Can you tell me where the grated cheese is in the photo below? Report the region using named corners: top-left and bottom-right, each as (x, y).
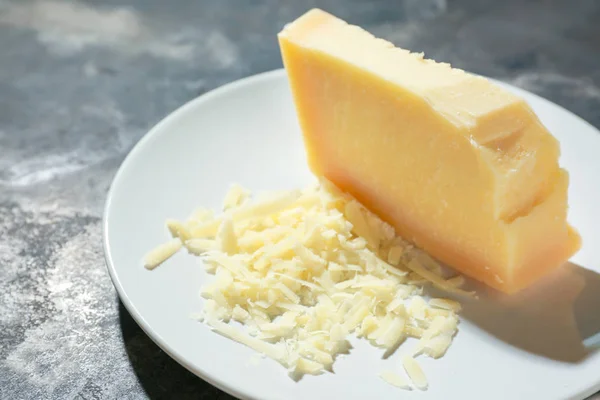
top-left (206, 317), bottom-right (287, 364)
top-left (166, 219), bottom-right (190, 241)
top-left (216, 218), bottom-right (238, 255)
top-left (145, 179), bottom-right (466, 388)
top-left (429, 298), bottom-right (462, 312)
top-left (379, 370), bottom-right (412, 390)
top-left (445, 275), bottom-right (466, 288)
top-left (406, 258), bottom-right (476, 297)
top-left (184, 239), bottom-right (216, 255)
top-left (223, 183), bottom-right (250, 210)
top-left (143, 238), bottom-right (182, 270)
top-left (403, 355), bottom-right (428, 390)
top-left (387, 245), bottom-right (404, 265)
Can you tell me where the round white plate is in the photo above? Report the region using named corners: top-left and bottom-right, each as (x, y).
top-left (104, 69), bottom-right (600, 400)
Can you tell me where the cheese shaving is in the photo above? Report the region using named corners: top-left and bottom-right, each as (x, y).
top-left (387, 245), bottom-right (404, 265)
top-left (166, 219), bottom-right (190, 241)
top-left (206, 318), bottom-right (287, 363)
top-left (406, 258), bottom-right (476, 297)
top-left (184, 239), bottom-right (216, 255)
top-left (429, 298), bottom-right (462, 312)
top-left (223, 183), bottom-right (250, 210)
top-left (145, 180), bottom-right (466, 387)
top-left (379, 370), bottom-right (411, 390)
top-left (143, 238), bottom-right (182, 270)
top-left (403, 355), bottom-right (428, 390)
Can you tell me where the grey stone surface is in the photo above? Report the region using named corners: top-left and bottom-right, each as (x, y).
top-left (0, 0), bottom-right (598, 399)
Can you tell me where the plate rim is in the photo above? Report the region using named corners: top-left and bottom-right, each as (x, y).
top-left (103, 68), bottom-right (600, 400)
top-left (103, 69), bottom-right (287, 400)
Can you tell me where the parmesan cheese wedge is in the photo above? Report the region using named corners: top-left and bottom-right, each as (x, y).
top-left (278, 8), bottom-right (580, 294)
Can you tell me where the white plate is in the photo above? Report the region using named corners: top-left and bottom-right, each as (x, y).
top-left (104, 69), bottom-right (600, 400)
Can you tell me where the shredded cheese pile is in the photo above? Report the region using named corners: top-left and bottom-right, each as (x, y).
top-left (145, 180), bottom-right (471, 389)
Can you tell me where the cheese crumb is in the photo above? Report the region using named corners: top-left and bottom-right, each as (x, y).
top-left (403, 355), bottom-right (428, 390)
top-left (145, 180), bottom-right (465, 387)
top-left (387, 245), bottom-right (404, 265)
top-left (143, 238), bottom-right (182, 270)
top-left (379, 370), bottom-right (411, 390)
top-left (429, 298), bottom-right (462, 312)
top-left (216, 218), bottom-right (238, 255)
top-left (222, 183), bottom-right (250, 210)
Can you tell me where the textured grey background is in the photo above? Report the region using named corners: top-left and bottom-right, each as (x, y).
top-left (1, 0), bottom-right (599, 399)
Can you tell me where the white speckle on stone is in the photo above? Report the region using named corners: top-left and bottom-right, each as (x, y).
top-left (0, 99), bottom-right (132, 188)
top-left (404, 0), bottom-right (447, 20)
top-left (0, 0), bottom-right (144, 54)
top-left (508, 72), bottom-right (600, 100)
top-left (204, 31), bottom-right (239, 68)
top-left (372, 22), bottom-right (423, 47)
top-left (1, 152), bottom-right (87, 187)
top-left (183, 79), bottom-right (207, 92)
top-left (0, 0), bottom-right (239, 64)
top-left (83, 62), bottom-right (98, 77)
top-left (368, 0), bottom-right (448, 50)
top-left (3, 223), bottom-right (140, 398)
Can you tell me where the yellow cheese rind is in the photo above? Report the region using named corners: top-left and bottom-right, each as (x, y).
top-left (278, 9), bottom-right (580, 293)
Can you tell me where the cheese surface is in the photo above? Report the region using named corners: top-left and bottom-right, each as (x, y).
top-left (278, 9), bottom-right (580, 293)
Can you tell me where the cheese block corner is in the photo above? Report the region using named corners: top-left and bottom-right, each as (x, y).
top-left (278, 9), bottom-right (581, 293)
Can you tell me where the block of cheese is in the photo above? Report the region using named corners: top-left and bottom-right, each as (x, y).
top-left (278, 9), bottom-right (581, 293)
